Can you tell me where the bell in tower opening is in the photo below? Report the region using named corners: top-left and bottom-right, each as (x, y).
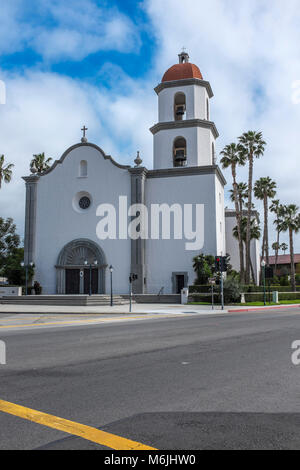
top-left (173, 137), bottom-right (187, 167)
top-left (174, 92), bottom-right (186, 121)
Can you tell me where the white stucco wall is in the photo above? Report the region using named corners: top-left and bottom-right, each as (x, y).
top-left (34, 145), bottom-right (131, 294)
top-left (145, 173), bottom-right (221, 293)
top-left (158, 84), bottom-right (210, 122)
top-left (153, 126), bottom-right (214, 169)
top-left (215, 177), bottom-right (226, 256)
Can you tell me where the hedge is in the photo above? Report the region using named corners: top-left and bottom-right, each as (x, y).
top-left (244, 292), bottom-right (300, 302)
top-left (189, 293), bottom-right (221, 303)
top-left (189, 292), bottom-right (300, 303)
top-left (189, 285), bottom-right (300, 293)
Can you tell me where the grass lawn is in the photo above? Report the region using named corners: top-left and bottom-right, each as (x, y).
top-left (189, 300), bottom-right (300, 307)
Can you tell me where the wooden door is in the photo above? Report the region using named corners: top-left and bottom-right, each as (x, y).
top-left (176, 275), bottom-right (185, 294)
top-left (65, 269), bottom-right (80, 294)
top-left (84, 269), bottom-right (99, 294)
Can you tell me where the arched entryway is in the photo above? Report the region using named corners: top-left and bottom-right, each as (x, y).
top-left (56, 239), bottom-right (107, 294)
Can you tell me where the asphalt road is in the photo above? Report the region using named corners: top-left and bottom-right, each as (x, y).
top-left (0, 309), bottom-right (299, 450)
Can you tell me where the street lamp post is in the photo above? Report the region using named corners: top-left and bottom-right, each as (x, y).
top-left (84, 260), bottom-right (98, 296)
top-left (261, 260), bottom-right (266, 306)
top-left (109, 265), bottom-right (114, 307)
top-left (20, 261), bottom-right (34, 295)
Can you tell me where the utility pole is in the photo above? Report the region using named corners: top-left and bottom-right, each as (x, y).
top-left (220, 272), bottom-right (224, 310)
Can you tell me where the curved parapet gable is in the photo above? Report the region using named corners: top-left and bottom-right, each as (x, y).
top-left (42, 142), bottom-right (131, 176)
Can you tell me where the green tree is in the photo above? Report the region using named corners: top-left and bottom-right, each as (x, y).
top-left (238, 131), bottom-right (266, 283)
top-left (2, 247), bottom-right (34, 285)
top-left (220, 143), bottom-right (246, 282)
top-left (0, 217), bottom-right (20, 271)
top-left (281, 242), bottom-right (288, 255)
top-left (223, 276), bottom-right (242, 304)
top-left (0, 154), bottom-right (14, 188)
top-left (30, 152), bottom-right (52, 174)
top-left (277, 204), bottom-right (300, 291)
top-left (192, 254), bottom-right (215, 285)
top-left (254, 177), bottom-right (277, 265)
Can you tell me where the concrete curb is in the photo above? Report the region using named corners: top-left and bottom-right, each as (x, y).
top-left (228, 304), bottom-right (300, 313)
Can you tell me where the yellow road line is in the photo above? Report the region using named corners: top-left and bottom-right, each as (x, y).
top-left (0, 314), bottom-right (179, 329)
top-left (0, 319), bottom-right (107, 329)
top-left (0, 399), bottom-right (156, 450)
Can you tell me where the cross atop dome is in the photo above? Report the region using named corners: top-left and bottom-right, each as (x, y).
top-left (178, 48), bottom-right (189, 64)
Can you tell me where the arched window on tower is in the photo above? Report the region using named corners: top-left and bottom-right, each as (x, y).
top-left (174, 92), bottom-right (186, 121)
top-left (206, 98), bottom-right (210, 120)
top-left (79, 160), bottom-right (87, 177)
top-left (173, 137), bottom-right (187, 167)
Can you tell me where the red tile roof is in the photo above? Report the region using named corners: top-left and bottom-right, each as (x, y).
top-left (268, 254), bottom-right (300, 265)
top-left (162, 63), bottom-right (203, 83)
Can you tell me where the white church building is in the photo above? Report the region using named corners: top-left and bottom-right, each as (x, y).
top-left (23, 51), bottom-right (259, 295)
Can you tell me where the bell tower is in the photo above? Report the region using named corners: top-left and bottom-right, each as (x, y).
top-left (150, 52), bottom-right (218, 169)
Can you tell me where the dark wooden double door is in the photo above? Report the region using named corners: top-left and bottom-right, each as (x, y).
top-left (175, 275), bottom-right (185, 294)
top-left (65, 269), bottom-right (98, 294)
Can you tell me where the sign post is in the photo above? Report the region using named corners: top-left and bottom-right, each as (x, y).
top-left (129, 273), bottom-right (138, 313)
top-left (215, 256), bottom-right (227, 310)
top-left (208, 278), bottom-right (216, 310)
top-left (220, 273), bottom-right (224, 310)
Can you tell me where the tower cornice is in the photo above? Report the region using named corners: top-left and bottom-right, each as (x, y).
top-left (154, 78), bottom-right (213, 98)
top-left (147, 165), bottom-right (226, 186)
top-left (150, 118), bottom-right (219, 139)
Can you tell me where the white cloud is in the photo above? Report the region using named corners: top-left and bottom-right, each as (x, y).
top-left (0, 1), bottom-right (32, 55)
top-left (0, 0), bottom-right (141, 61)
top-left (0, 70), bottom-right (99, 238)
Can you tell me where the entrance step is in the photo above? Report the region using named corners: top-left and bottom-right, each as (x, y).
top-left (0, 295), bottom-right (134, 306)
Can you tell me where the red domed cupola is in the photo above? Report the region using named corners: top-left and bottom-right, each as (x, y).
top-left (162, 50), bottom-right (203, 83)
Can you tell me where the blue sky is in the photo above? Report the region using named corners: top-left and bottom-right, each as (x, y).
top-left (0, 0), bottom-right (300, 252)
top-left (0, 1), bottom-right (156, 84)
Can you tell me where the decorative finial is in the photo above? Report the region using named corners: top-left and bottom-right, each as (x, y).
top-left (81, 125), bottom-right (88, 143)
top-left (134, 151), bottom-right (142, 168)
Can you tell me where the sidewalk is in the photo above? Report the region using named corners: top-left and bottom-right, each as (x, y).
top-left (0, 303), bottom-right (226, 315)
top-left (0, 302), bottom-right (299, 315)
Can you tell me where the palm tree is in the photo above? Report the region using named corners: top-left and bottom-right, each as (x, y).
top-left (281, 242), bottom-right (288, 255)
top-left (270, 199), bottom-right (285, 272)
top-left (0, 155), bottom-right (14, 188)
top-left (233, 182), bottom-right (248, 215)
top-left (272, 242), bottom-right (280, 276)
top-left (277, 204), bottom-right (300, 291)
top-left (254, 177), bottom-right (277, 266)
top-left (229, 182), bottom-right (248, 278)
top-left (30, 153), bottom-right (52, 174)
top-left (233, 216), bottom-right (261, 284)
top-left (238, 131), bottom-right (266, 283)
top-left (220, 143), bottom-right (246, 282)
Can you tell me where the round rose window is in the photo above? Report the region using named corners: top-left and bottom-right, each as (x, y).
top-left (79, 196), bottom-right (91, 210)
